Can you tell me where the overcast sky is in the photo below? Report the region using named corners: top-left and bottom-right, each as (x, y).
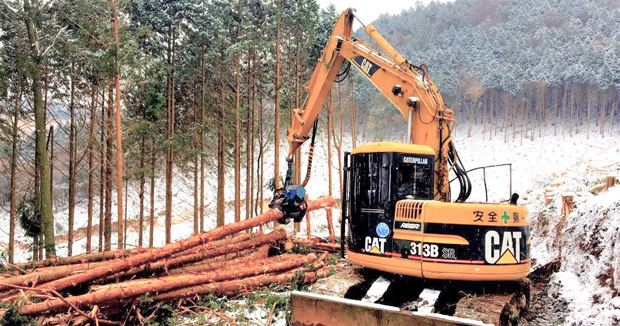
top-left (316, 0), bottom-right (454, 26)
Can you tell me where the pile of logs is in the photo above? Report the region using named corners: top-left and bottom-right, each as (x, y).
top-left (0, 197), bottom-right (336, 325)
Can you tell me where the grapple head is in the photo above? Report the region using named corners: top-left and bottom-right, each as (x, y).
top-left (269, 185), bottom-right (308, 224)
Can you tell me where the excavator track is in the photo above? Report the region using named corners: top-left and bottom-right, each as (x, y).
top-left (297, 264), bottom-right (530, 326)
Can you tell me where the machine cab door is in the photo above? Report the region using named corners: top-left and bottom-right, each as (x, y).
top-left (349, 152), bottom-right (393, 256)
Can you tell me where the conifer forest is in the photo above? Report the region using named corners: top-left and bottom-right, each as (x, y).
top-left (0, 0), bottom-right (619, 324)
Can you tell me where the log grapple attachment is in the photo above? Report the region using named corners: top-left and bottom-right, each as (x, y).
top-left (270, 184), bottom-right (307, 224)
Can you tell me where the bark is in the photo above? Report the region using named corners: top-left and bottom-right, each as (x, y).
top-left (15, 199), bottom-right (306, 292)
top-left (8, 83), bottom-right (20, 264)
top-left (23, 0), bottom-right (55, 258)
top-left (217, 73), bottom-right (226, 227)
top-left (113, 0), bottom-right (124, 250)
top-left (234, 50), bottom-right (241, 224)
top-left (333, 84), bottom-right (343, 197)
top-left (105, 88), bottom-right (114, 251)
top-left (0, 261), bottom-right (108, 294)
top-left (139, 136), bottom-right (145, 247)
top-left (274, 0), bottom-right (281, 189)
top-left (154, 265), bottom-right (329, 301)
top-left (99, 91), bottom-right (106, 252)
top-left (149, 140), bottom-right (156, 248)
top-left (199, 42), bottom-right (206, 233)
top-left (131, 230), bottom-right (286, 276)
top-left (292, 237), bottom-right (341, 252)
top-left (68, 62), bottom-right (76, 256)
top-left (86, 87), bottom-right (97, 252)
top-left (327, 90), bottom-right (333, 196)
top-left (246, 55), bottom-right (252, 221)
top-left (13, 249), bottom-right (135, 270)
top-left (48, 126), bottom-right (54, 213)
top-left (167, 245), bottom-right (269, 275)
top-left (20, 254), bottom-right (317, 315)
top-left (169, 232), bottom-right (250, 259)
top-left (165, 25), bottom-right (176, 244)
top-left (325, 208), bottom-right (335, 243)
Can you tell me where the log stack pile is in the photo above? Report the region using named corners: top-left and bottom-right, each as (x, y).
top-left (0, 197), bottom-right (336, 325)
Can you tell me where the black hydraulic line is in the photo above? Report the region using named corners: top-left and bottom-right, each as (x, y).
top-left (301, 119), bottom-right (319, 187)
top-left (341, 152), bottom-right (350, 258)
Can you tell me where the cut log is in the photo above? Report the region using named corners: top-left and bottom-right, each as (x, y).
top-left (0, 260), bottom-right (107, 292)
top-left (17, 197), bottom-right (333, 295)
top-left (291, 237), bottom-right (341, 252)
top-left (95, 248), bottom-right (288, 291)
top-left (169, 233), bottom-right (250, 259)
top-left (325, 208), bottom-right (336, 243)
top-left (153, 266), bottom-right (332, 301)
top-left (12, 249), bottom-right (137, 270)
top-left (167, 245), bottom-right (269, 275)
top-left (106, 230), bottom-right (286, 281)
top-left (19, 253), bottom-right (317, 315)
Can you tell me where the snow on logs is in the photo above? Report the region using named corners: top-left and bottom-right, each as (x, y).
top-left (0, 196), bottom-right (336, 320)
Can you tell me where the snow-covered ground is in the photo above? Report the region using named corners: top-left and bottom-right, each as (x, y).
top-left (1, 123), bottom-right (619, 325)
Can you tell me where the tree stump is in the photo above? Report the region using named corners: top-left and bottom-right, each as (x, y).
top-left (561, 196), bottom-right (575, 216)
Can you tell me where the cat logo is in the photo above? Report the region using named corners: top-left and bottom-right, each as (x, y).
top-left (365, 236), bottom-right (387, 254)
top-left (484, 231), bottom-right (522, 264)
top-left (352, 56), bottom-right (378, 77)
top-left (360, 58), bottom-right (373, 74)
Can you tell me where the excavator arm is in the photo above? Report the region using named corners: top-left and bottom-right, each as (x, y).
top-left (288, 9), bottom-right (454, 159)
top-left (287, 8), bottom-right (456, 199)
top-left (272, 8), bottom-right (468, 221)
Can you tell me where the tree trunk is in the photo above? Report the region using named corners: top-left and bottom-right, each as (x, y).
top-left (246, 55), bottom-right (252, 221)
top-left (587, 86), bottom-right (591, 139)
top-left (259, 94), bottom-right (264, 215)
top-left (274, 0), bottom-right (281, 189)
top-left (113, 0), bottom-right (124, 250)
top-left (48, 126), bottom-right (53, 214)
top-left (86, 87), bottom-right (97, 253)
top-left (105, 88), bottom-right (114, 251)
top-left (8, 83), bottom-right (20, 264)
top-left (234, 60), bottom-right (241, 223)
top-left (200, 46), bottom-right (206, 233)
top-left (327, 90), bottom-right (333, 197)
top-left (216, 72), bottom-right (226, 227)
top-left (68, 62), bottom-right (76, 257)
top-left (23, 0), bottom-right (55, 258)
top-left (149, 141), bottom-right (156, 248)
top-left (138, 136), bottom-right (145, 247)
top-left (99, 91), bottom-right (106, 252)
top-left (600, 91), bottom-right (606, 138)
top-left (334, 84), bottom-right (343, 197)
top-left (165, 25), bottom-right (176, 244)
top-left (193, 113), bottom-right (199, 234)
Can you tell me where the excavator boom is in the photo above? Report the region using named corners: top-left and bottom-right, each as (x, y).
top-left (286, 8), bottom-right (455, 201)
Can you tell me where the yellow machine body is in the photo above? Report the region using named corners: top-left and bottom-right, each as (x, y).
top-left (341, 143), bottom-right (530, 281)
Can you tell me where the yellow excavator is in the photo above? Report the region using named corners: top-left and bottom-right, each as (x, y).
top-left (270, 8), bottom-right (530, 282)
